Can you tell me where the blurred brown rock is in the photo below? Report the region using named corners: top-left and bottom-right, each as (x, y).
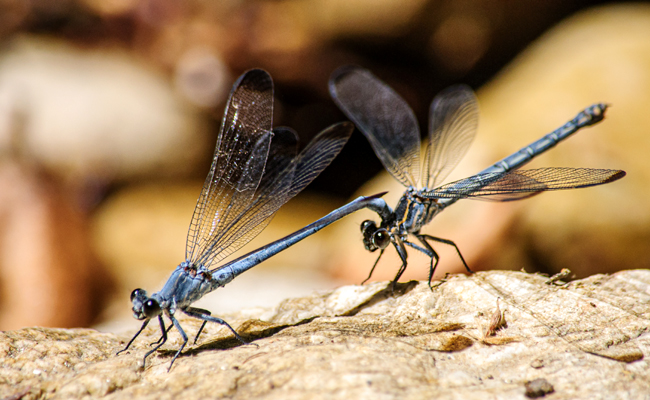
top-left (328, 4), bottom-right (650, 283)
top-left (0, 35), bottom-right (212, 184)
top-left (0, 161), bottom-right (101, 329)
top-left (0, 34), bottom-right (219, 330)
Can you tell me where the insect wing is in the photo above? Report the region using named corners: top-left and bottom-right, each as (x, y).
top-left (286, 122), bottom-right (354, 198)
top-left (426, 168), bottom-right (626, 201)
top-left (186, 69), bottom-right (274, 263)
top-left (209, 122), bottom-right (354, 271)
top-left (198, 127), bottom-right (299, 267)
top-left (424, 85), bottom-right (478, 189)
top-left (329, 66), bottom-right (420, 188)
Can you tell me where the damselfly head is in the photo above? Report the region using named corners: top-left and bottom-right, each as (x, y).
top-left (143, 299), bottom-right (161, 319)
top-left (130, 288), bottom-right (161, 320)
top-left (372, 229), bottom-right (390, 250)
top-left (130, 288), bottom-right (145, 301)
top-left (361, 220), bottom-right (390, 251)
top-left (360, 220), bottom-right (375, 234)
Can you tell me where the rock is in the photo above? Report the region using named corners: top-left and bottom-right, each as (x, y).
top-left (0, 35), bottom-right (212, 184)
top-left (174, 46), bottom-right (231, 108)
top-left (327, 4), bottom-right (650, 283)
top-left (525, 378), bottom-right (554, 398)
top-left (0, 35), bottom-right (215, 330)
top-left (0, 161), bottom-right (103, 330)
top-left (1, 270), bottom-right (648, 399)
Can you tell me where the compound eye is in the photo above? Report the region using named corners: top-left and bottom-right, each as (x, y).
top-left (130, 288), bottom-right (145, 302)
top-left (360, 220), bottom-right (377, 234)
top-left (373, 228), bottom-right (390, 249)
top-left (143, 299), bottom-right (161, 318)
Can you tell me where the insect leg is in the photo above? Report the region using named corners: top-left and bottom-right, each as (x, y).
top-left (116, 319), bottom-right (150, 355)
top-left (143, 316), bottom-right (170, 369)
top-left (167, 314), bottom-right (189, 371)
top-left (150, 319), bottom-right (173, 346)
top-left (362, 248), bottom-right (386, 284)
top-left (182, 308), bottom-right (253, 347)
top-left (390, 235), bottom-right (410, 291)
top-left (411, 235), bottom-right (441, 287)
top-left (184, 307), bottom-right (211, 344)
top-left (419, 234), bottom-right (472, 273)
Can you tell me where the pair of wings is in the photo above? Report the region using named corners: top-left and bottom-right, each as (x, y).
top-left (186, 69), bottom-right (353, 270)
top-left (329, 67), bottom-right (623, 201)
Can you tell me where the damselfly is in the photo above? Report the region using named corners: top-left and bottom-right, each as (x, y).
top-left (329, 66), bottom-right (625, 287)
top-left (118, 69), bottom-right (385, 370)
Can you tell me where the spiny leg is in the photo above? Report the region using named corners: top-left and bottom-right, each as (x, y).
top-left (184, 307), bottom-right (211, 344)
top-left (167, 315), bottom-right (189, 372)
top-left (419, 234), bottom-right (472, 273)
top-left (150, 319), bottom-right (173, 346)
top-left (143, 316), bottom-right (170, 369)
top-left (405, 237), bottom-right (440, 288)
top-left (390, 236), bottom-right (410, 292)
top-left (117, 319), bottom-right (150, 355)
top-left (361, 248), bottom-right (386, 284)
top-left (182, 308), bottom-right (253, 347)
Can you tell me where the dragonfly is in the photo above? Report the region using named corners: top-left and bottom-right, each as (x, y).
top-left (329, 66), bottom-right (625, 288)
top-left (117, 69), bottom-right (386, 370)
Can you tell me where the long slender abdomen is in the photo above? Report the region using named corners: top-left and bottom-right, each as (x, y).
top-left (481, 104), bottom-right (607, 175)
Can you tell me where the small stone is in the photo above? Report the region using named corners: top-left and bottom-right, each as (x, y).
top-left (525, 378), bottom-right (554, 398)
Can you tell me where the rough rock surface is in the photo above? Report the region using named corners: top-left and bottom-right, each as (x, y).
top-left (1, 270), bottom-right (649, 399)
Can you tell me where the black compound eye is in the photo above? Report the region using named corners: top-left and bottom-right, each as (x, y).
top-left (130, 288), bottom-right (144, 302)
top-left (143, 299), bottom-right (161, 318)
top-left (373, 229), bottom-right (390, 249)
top-left (360, 220), bottom-right (377, 234)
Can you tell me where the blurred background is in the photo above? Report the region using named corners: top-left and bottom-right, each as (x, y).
top-left (0, 0), bottom-right (648, 332)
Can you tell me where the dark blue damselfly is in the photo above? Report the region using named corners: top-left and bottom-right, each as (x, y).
top-left (330, 66), bottom-right (625, 288)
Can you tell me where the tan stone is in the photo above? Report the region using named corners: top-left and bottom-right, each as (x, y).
top-left (1, 270), bottom-right (648, 399)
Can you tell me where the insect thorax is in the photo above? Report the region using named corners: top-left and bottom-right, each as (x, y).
top-left (155, 261), bottom-right (221, 308)
top-left (394, 188), bottom-right (441, 233)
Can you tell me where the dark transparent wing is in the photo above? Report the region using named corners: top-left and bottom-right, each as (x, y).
top-left (286, 122), bottom-right (354, 198)
top-left (205, 122), bottom-right (354, 270)
top-left (186, 69), bottom-right (274, 262)
top-left (329, 66), bottom-right (420, 188)
top-left (258, 127), bottom-right (299, 194)
top-left (197, 127), bottom-right (298, 267)
top-left (425, 168), bottom-right (626, 201)
top-left (424, 85), bottom-right (478, 189)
